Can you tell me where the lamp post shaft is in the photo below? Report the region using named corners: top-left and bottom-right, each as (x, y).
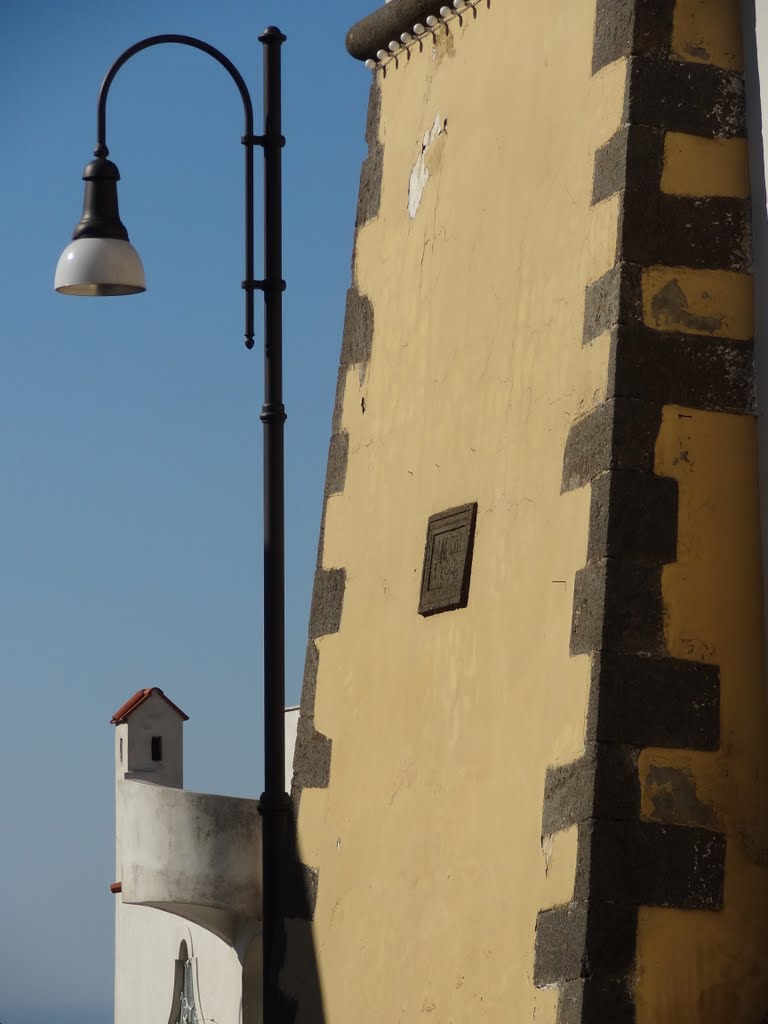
top-left (259, 25), bottom-right (288, 1022)
top-left (62, 27), bottom-right (289, 1023)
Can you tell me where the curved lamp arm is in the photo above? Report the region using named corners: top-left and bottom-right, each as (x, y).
top-left (94, 34), bottom-right (255, 154)
top-left (94, 34), bottom-right (258, 348)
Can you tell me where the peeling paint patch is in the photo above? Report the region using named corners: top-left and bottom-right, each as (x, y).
top-left (684, 42), bottom-right (711, 61)
top-left (408, 113), bottom-right (444, 219)
top-left (432, 28), bottom-right (455, 66)
top-left (541, 834), bottom-right (553, 876)
top-left (650, 279), bottom-right (725, 334)
top-left (644, 764), bottom-right (717, 828)
top-left (641, 266), bottom-right (753, 340)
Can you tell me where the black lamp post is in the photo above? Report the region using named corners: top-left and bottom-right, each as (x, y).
top-left (55, 28), bottom-right (289, 1022)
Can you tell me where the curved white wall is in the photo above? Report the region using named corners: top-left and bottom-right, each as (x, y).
top-left (119, 780), bottom-right (262, 951)
top-left (114, 906), bottom-right (246, 1024)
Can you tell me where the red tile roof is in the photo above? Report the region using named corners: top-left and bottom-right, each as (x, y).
top-left (110, 687), bottom-right (189, 725)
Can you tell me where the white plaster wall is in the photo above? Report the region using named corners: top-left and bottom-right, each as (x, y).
top-left (118, 779), bottom-right (262, 949)
top-left (114, 695), bottom-right (184, 884)
top-left (114, 903), bottom-right (245, 1024)
top-left (113, 707), bottom-right (300, 1023)
top-left (124, 698), bottom-right (184, 785)
top-left (114, 700), bottom-right (246, 1024)
top-left (742, 0), bottom-right (768, 670)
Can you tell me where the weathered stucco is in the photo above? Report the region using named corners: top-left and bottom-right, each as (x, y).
top-left (661, 133), bottom-right (750, 197)
top-left (635, 407), bottom-right (768, 1022)
top-left (632, 9), bottom-right (768, 1006)
top-left (280, 1), bottom-right (624, 1019)
top-left (281, 1), bottom-right (768, 1021)
top-left (119, 779), bottom-right (262, 950)
top-left (641, 266), bottom-right (753, 340)
top-left (672, 0), bottom-right (744, 68)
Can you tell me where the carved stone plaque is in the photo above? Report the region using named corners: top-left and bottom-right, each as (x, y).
top-left (418, 503), bottom-right (478, 616)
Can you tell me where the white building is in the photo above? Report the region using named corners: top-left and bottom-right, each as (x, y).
top-left (111, 687), bottom-right (299, 1024)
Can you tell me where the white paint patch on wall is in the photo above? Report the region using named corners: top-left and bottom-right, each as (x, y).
top-left (408, 112), bottom-right (444, 219)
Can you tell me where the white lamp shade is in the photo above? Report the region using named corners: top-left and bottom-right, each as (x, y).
top-left (54, 236), bottom-right (146, 296)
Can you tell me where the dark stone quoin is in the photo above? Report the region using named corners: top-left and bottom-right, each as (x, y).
top-left (534, 2), bottom-right (747, 1021)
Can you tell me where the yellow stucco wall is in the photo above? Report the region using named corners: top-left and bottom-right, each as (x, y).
top-left (279, 3), bottom-right (627, 1020)
top-left (641, 266), bottom-right (753, 340)
top-left (661, 134), bottom-right (750, 198)
top-left (632, 10), bottom-right (768, 1001)
top-left (671, 0), bottom-right (743, 69)
top-left (634, 407), bottom-right (768, 1023)
top-left (282, 0), bottom-right (768, 1019)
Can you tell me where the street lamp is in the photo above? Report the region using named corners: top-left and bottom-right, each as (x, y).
top-left (54, 28), bottom-right (289, 1022)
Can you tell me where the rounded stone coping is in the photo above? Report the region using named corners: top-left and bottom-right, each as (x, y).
top-left (346, 0), bottom-right (451, 60)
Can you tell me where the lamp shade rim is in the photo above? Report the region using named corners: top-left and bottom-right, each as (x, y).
top-left (55, 282), bottom-right (147, 296)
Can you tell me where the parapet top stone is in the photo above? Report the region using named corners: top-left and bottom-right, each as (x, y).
top-left (347, 0), bottom-right (456, 60)
top-left (110, 686), bottom-right (189, 725)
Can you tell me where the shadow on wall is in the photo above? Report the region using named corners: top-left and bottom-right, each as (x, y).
top-left (254, 805), bottom-right (327, 1023)
top-left (741, 12), bottom-right (768, 1016)
top-left (257, 54), bottom-right (386, 1024)
top-left (166, 942), bottom-right (188, 1024)
top-left (741, 0), bottom-right (768, 678)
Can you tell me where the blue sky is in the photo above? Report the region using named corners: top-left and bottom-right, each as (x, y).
top-left (0, 0), bottom-right (370, 1018)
